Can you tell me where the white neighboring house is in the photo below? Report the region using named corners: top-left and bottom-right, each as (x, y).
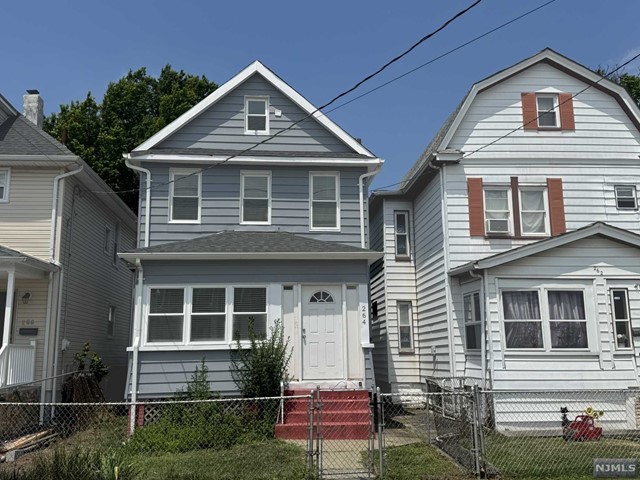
top-left (0, 91), bottom-right (136, 401)
top-left (369, 49), bottom-right (640, 429)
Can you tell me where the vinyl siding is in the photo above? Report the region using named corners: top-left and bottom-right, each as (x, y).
top-left (158, 73), bottom-right (354, 154)
top-left (140, 164), bottom-right (366, 247)
top-left (486, 237), bottom-right (640, 391)
top-left (0, 167), bottom-right (57, 258)
top-left (57, 176), bottom-right (135, 400)
top-left (369, 203), bottom-right (389, 390)
top-left (413, 174), bottom-right (449, 380)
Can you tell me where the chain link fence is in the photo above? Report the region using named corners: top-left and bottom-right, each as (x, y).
top-left (1, 387), bottom-right (640, 479)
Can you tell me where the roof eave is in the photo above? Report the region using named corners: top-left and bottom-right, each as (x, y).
top-left (119, 251), bottom-right (382, 263)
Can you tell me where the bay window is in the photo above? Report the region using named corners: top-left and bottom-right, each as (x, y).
top-left (145, 286), bottom-right (268, 346)
top-left (501, 286), bottom-right (590, 351)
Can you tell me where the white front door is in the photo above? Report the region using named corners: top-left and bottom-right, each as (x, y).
top-left (302, 286), bottom-right (343, 380)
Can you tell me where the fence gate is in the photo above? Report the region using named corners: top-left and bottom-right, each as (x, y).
top-left (308, 387), bottom-right (376, 478)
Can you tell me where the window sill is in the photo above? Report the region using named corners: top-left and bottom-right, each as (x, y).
top-left (244, 130), bottom-right (269, 136)
top-left (399, 348), bottom-right (415, 355)
top-left (309, 227), bottom-right (341, 232)
top-left (128, 343), bottom-right (254, 352)
top-left (484, 234), bottom-right (550, 240)
top-left (394, 255), bottom-right (411, 262)
top-left (168, 220), bottom-right (201, 225)
top-left (504, 350), bottom-right (598, 357)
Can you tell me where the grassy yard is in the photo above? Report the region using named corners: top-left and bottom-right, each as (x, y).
top-left (485, 434), bottom-right (640, 479)
top-left (133, 440), bottom-right (309, 480)
top-left (374, 442), bottom-right (470, 480)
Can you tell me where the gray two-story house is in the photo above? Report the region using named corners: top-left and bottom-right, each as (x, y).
top-left (121, 61), bottom-right (383, 400)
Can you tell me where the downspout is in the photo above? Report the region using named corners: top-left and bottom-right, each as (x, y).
top-left (39, 271), bottom-right (55, 405)
top-left (129, 259), bottom-right (143, 434)
top-left (125, 156), bottom-right (151, 248)
top-left (484, 269), bottom-right (494, 389)
top-left (49, 164), bottom-right (83, 402)
top-left (359, 165), bottom-right (381, 249)
top-left (469, 269), bottom-right (486, 389)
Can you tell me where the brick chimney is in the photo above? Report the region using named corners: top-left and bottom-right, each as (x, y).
top-left (23, 90), bottom-right (44, 128)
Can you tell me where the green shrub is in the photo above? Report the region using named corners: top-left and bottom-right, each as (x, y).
top-left (230, 318), bottom-right (292, 398)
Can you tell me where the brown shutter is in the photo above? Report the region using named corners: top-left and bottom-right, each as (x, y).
top-left (468, 178), bottom-right (485, 236)
top-left (511, 177), bottom-right (521, 237)
top-left (547, 178), bottom-right (566, 236)
top-left (521, 92), bottom-right (538, 130)
top-left (558, 93), bottom-right (575, 130)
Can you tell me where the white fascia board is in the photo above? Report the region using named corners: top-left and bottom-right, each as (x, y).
top-left (120, 251), bottom-right (382, 262)
top-left (134, 60), bottom-right (376, 157)
top-left (128, 153), bottom-right (383, 169)
top-left (449, 223), bottom-right (640, 276)
top-left (437, 49), bottom-right (640, 152)
top-left (0, 155), bottom-right (78, 162)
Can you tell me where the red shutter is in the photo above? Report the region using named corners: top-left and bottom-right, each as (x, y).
top-left (521, 92), bottom-right (538, 130)
top-left (547, 178), bottom-right (566, 236)
top-left (558, 93), bottom-right (575, 130)
top-left (468, 178), bottom-right (485, 237)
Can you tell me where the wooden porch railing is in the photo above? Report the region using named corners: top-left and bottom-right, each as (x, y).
top-left (0, 341), bottom-right (37, 388)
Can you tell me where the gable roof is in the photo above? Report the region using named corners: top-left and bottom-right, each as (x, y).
top-left (133, 61), bottom-right (376, 158)
top-left (120, 230), bottom-right (382, 262)
top-left (391, 48), bottom-right (640, 197)
top-left (449, 222), bottom-right (640, 276)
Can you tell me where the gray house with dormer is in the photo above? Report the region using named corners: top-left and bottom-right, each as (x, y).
top-left (121, 61), bottom-right (383, 399)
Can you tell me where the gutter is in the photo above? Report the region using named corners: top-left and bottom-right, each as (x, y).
top-left (125, 156), bottom-right (151, 247)
top-left (358, 164), bottom-right (382, 248)
top-left (119, 251), bottom-right (383, 262)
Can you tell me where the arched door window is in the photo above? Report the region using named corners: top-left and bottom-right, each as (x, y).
top-left (309, 291), bottom-right (335, 303)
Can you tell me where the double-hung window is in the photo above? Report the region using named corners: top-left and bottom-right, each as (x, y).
top-left (0, 169), bottom-right (10, 202)
top-left (241, 172), bottom-right (271, 224)
top-left (502, 287), bottom-right (589, 350)
top-left (245, 97), bottom-right (269, 134)
top-left (394, 211), bottom-right (410, 258)
top-left (610, 289), bottom-right (632, 349)
top-left (519, 187), bottom-right (548, 235)
top-left (170, 169), bottom-right (201, 222)
top-left (146, 286), bottom-right (268, 346)
top-left (463, 292), bottom-right (482, 350)
top-left (310, 173), bottom-right (339, 230)
top-left (536, 94), bottom-right (559, 128)
top-left (397, 301), bottom-right (413, 351)
top-left (484, 188), bottom-right (511, 234)
top-left (614, 185), bottom-right (637, 210)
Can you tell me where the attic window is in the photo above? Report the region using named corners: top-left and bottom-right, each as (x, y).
top-left (245, 97), bottom-right (269, 134)
top-left (536, 94), bottom-right (559, 128)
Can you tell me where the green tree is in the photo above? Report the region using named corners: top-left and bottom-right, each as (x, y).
top-left (44, 66), bottom-right (217, 210)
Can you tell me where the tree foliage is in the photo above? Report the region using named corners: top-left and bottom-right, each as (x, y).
top-left (44, 66), bottom-right (218, 210)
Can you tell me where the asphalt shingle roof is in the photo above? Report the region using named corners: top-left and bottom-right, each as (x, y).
top-left (134, 147), bottom-right (372, 159)
top-left (0, 245), bottom-right (29, 258)
top-left (127, 231), bottom-right (375, 255)
top-left (0, 114), bottom-right (74, 157)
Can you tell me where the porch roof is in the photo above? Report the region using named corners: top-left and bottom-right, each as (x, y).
top-left (449, 222), bottom-right (640, 276)
top-left (0, 245), bottom-right (58, 272)
top-left (120, 231), bottom-right (382, 262)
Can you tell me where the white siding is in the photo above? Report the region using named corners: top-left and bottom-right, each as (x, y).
top-left (0, 168), bottom-right (57, 258)
top-left (486, 237), bottom-right (640, 391)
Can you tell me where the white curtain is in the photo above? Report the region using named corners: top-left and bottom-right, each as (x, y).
top-left (520, 190), bottom-right (545, 234)
top-left (502, 291), bottom-right (540, 319)
top-left (548, 291), bottom-right (588, 348)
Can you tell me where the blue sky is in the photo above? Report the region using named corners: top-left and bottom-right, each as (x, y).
top-left (2, 0), bottom-right (639, 190)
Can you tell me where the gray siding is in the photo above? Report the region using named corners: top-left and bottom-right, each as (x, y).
top-left (143, 259), bottom-right (369, 285)
top-left (158, 73), bottom-right (354, 154)
top-left (58, 176), bottom-right (136, 400)
top-left (130, 350), bottom-right (237, 398)
top-left (140, 164), bottom-right (366, 247)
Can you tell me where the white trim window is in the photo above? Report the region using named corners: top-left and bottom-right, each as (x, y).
top-left (148, 288), bottom-right (185, 343)
top-left (610, 289), bottom-right (632, 349)
top-left (463, 292), bottom-right (482, 350)
top-left (169, 169), bottom-right (201, 223)
top-left (0, 168), bottom-right (10, 203)
top-left (484, 187), bottom-right (511, 234)
top-left (519, 187), bottom-right (549, 235)
top-left (536, 94), bottom-right (560, 128)
top-left (397, 301), bottom-right (413, 351)
top-left (614, 185), bottom-right (637, 210)
top-left (245, 96), bottom-right (269, 134)
top-left (310, 172), bottom-right (340, 230)
top-left (107, 306), bottom-right (116, 337)
top-left (241, 171), bottom-right (271, 224)
top-left (394, 211), bottom-right (410, 258)
top-left (145, 285), bottom-right (268, 346)
top-left (502, 287), bottom-right (589, 350)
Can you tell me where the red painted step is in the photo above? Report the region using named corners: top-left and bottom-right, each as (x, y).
top-left (275, 389), bottom-right (372, 440)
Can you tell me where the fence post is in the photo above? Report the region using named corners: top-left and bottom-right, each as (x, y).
top-left (377, 386), bottom-right (384, 478)
top-left (471, 385), bottom-right (482, 478)
top-left (307, 391), bottom-right (315, 473)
